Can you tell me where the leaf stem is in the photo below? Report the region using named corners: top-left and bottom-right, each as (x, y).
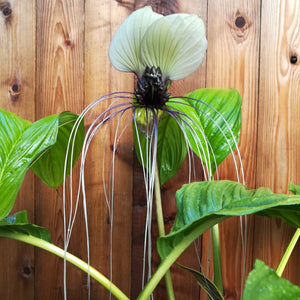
top-left (137, 215), bottom-right (227, 299)
top-left (154, 162), bottom-right (175, 300)
top-left (0, 230), bottom-right (129, 300)
top-left (212, 224), bottom-right (223, 294)
top-left (276, 227), bottom-right (300, 277)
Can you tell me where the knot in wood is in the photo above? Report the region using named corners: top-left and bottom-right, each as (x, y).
top-left (290, 55), bottom-right (298, 65)
top-left (9, 81), bottom-right (21, 100)
top-left (12, 83), bottom-right (18, 92)
top-left (229, 11), bottom-right (251, 44)
top-left (235, 16), bottom-right (245, 28)
top-left (0, 2), bottom-right (11, 17)
top-left (22, 265), bottom-right (32, 277)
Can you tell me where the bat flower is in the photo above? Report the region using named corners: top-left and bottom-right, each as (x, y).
top-left (109, 6), bottom-right (207, 109)
top-left (64, 6), bottom-right (243, 296)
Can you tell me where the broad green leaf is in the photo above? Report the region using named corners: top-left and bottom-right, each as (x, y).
top-left (133, 111), bottom-right (187, 185)
top-left (243, 260), bottom-right (300, 300)
top-left (167, 88), bottom-right (242, 175)
top-left (0, 109), bottom-right (58, 220)
top-left (157, 180), bottom-right (300, 260)
top-left (0, 210), bottom-right (51, 243)
top-left (30, 111), bottom-right (85, 188)
top-left (177, 263), bottom-right (224, 300)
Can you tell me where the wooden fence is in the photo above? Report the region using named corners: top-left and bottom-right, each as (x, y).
top-left (0, 0), bottom-right (299, 299)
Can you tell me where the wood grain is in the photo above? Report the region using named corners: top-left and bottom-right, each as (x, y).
top-left (0, 0), bottom-right (36, 298)
top-left (206, 0), bottom-right (260, 299)
top-left (35, 0), bottom-right (85, 298)
top-left (0, 0), bottom-right (300, 299)
top-left (84, 0), bottom-right (133, 298)
top-left (254, 0), bottom-right (300, 286)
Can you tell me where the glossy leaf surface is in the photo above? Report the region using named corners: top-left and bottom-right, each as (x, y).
top-left (0, 109), bottom-right (58, 219)
top-left (0, 109), bottom-right (84, 220)
top-left (243, 260), bottom-right (300, 300)
top-left (167, 88), bottom-right (242, 176)
top-left (157, 180), bottom-right (300, 260)
top-left (30, 111), bottom-right (85, 188)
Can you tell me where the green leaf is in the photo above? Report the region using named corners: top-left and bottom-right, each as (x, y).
top-left (243, 260), bottom-right (300, 300)
top-left (30, 111), bottom-right (85, 188)
top-left (167, 88), bottom-right (242, 175)
top-left (0, 210), bottom-right (29, 224)
top-left (289, 183), bottom-right (300, 195)
top-left (0, 210), bottom-right (51, 243)
top-left (0, 109), bottom-right (59, 220)
top-left (256, 205), bottom-right (300, 228)
top-left (133, 111), bottom-right (187, 185)
top-left (177, 263), bottom-right (224, 300)
top-left (157, 180), bottom-right (300, 260)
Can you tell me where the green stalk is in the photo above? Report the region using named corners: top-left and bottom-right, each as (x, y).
top-left (137, 215), bottom-right (228, 299)
top-left (0, 230), bottom-right (129, 300)
top-left (154, 162), bottom-right (175, 300)
top-left (212, 224), bottom-right (223, 294)
top-left (276, 227), bottom-right (300, 277)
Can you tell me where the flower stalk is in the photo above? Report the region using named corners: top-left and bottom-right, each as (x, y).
top-left (212, 224), bottom-right (223, 294)
top-left (276, 227), bottom-right (300, 277)
top-left (154, 161), bottom-right (175, 299)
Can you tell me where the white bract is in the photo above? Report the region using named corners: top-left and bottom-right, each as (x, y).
top-left (109, 6), bottom-right (207, 81)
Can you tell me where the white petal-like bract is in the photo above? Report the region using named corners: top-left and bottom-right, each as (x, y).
top-left (141, 13), bottom-right (207, 81)
top-left (109, 7), bottom-right (207, 81)
top-left (109, 6), bottom-right (162, 78)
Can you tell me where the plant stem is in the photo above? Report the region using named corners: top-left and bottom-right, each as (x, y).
top-left (154, 162), bottom-right (175, 300)
top-left (212, 224), bottom-right (223, 294)
top-left (137, 215), bottom-right (228, 299)
top-left (0, 230), bottom-right (129, 300)
top-left (276, 227), bottom-right (300, 277)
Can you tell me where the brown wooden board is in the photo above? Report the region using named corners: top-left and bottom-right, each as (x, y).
top-left (255, 0), bottom-right (300, 287)
top-left (205, 1), bottom-right (260, 299)
top-left (34, 0), bottom-right (85, 298)
top-left (0, 1), bottom-right (36, 299)
top-left (0, 0), bottom-right (299, 299)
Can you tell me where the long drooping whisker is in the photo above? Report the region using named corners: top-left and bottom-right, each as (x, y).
top-left (66, 103), bottom-right (134, 247)
top-left (164, 107), bottom-right (216, 181)
top-left (163, 108), bottom-right (207, 182)
top-left (78, 106), bottom-right (134, 299)
top-left (62, 92), bottom-right (134, 299)
top-left (106, 109), bottom-right (134, 299)
top-left (166, 101), bottom-right (225, 180)
top-left (132, 113), bottom-right (152, 288)
top-left (169, 96), bottom-right (244, 183)
top-left (169, 96), bottom-right (247, 292)
top-left (132, 108), bottom-right (159, 292)
top-left (64, 94), bottom-right (134, 245)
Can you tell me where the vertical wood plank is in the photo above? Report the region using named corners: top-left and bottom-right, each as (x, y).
top-left (206, 0), bottom-right (260, 298)
top-left (0, 0), bottom-right (36, 299)
top-left (84, 0), bottom-right (133, 298)
top-left (255, 0), bottom-right (300, 285)
top-left (35, 0), bottom-right (85, 298)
